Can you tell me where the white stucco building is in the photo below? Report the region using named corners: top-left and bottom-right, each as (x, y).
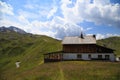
top-left (44, 34), bottom-right (115, 62)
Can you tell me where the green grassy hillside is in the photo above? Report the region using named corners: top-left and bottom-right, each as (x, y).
top-left (0, 32), bottom-right (120, 80)
top-left (0, 32), bottom-right (62, 80)
top-left (97, 37), bottom-right (120, 56)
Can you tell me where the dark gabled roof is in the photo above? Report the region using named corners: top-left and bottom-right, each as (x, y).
top-left (96, 45), bottom-right (115, 51)
top-left (44, 51), bottom-right (63, 55)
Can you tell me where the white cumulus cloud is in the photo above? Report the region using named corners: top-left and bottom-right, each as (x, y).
top-left (47, 7), bottom-right (58, 19)
top-left (0, 1), bottom-right (14, 15)
top-left (0, 0), bottom-right (120, 40)
top-left (96, 33), bottom-right (120, 40)
top-left (60, 0), bottom-right (120, 27)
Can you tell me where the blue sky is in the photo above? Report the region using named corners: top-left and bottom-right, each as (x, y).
top-left (0, 0), bottom-right (120, 39)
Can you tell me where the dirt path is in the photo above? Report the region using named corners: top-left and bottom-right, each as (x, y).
top-left (58, 62), bottom-right (65, 80)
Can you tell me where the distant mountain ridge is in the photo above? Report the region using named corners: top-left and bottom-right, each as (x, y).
top-left (0, 26), bottom-right (27, 34)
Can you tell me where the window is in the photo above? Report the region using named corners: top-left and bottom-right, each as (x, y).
top-left (77, 54), bottom-right (82, 58)
top-left (98, 55), bottom-right (102, 59)
top-left (105, 55), bottom-right (110, 60)
top-left (88, 54), bottom-right (91, 59)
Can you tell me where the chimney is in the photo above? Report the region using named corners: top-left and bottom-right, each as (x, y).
top-left (93, 35), bottom-right (96, 39)
top-left (80, 32), bottom-right (84, 39)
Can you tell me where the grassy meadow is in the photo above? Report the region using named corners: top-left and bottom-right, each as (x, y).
top-left (0, 61), bottom-right (120, 80)
top-left (0, 32), bottom-right (120, 80)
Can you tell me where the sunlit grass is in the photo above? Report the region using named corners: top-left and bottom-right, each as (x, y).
top-left (1, 61), bottom-right (120, 80)
top-left (0, 32), bottom-right (120, 80)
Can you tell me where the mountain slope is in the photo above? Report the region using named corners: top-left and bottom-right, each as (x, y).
top-left (0, 31), bottom-right (120, 80)
top-left (0, 26), bottom-right (27, 34)
top-left (8, 26), bottom-right (27, 34)
top-left (0, 31), bottom-right (62, 80)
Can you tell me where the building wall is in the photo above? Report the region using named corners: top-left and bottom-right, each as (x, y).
top-left (91, 53), bottom-right (115, 61)
top-left (63, 53), bottom-right (115, 61)
top-left (63, 53), bottom-right (77, 60)
top-left (63, 44), bottom-right (97, 53)
top-left (63, 44), bottom-right (114, 53)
